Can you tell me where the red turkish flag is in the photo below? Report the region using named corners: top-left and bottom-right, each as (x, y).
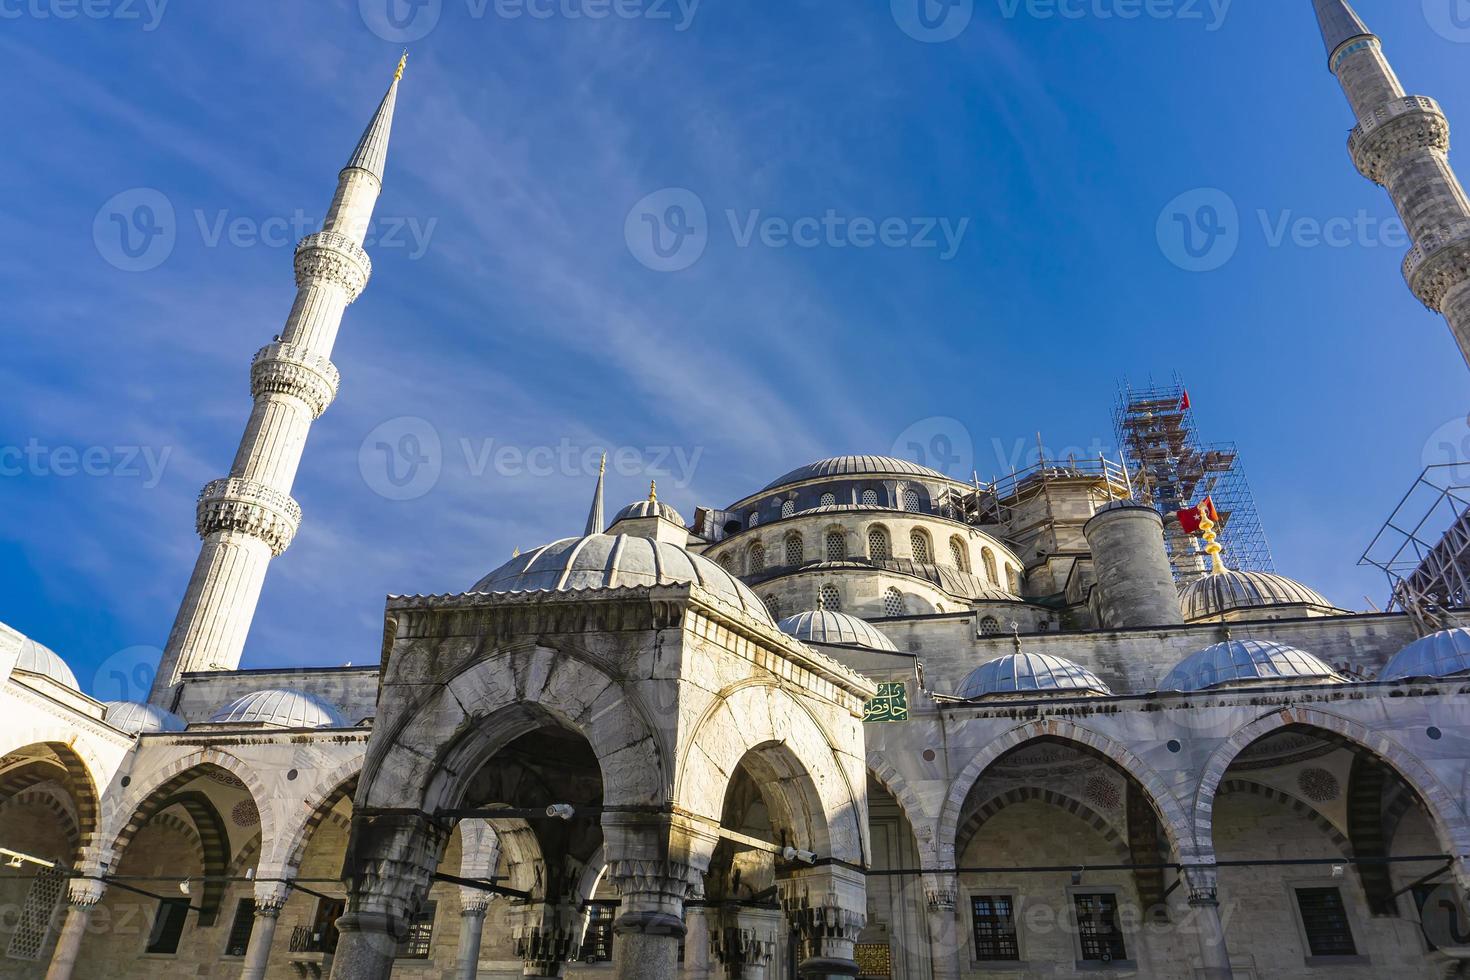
top-left (1179, 389), bottom-right (1192, 411)
top-left (1177, 497), bottom-right (1219, 535)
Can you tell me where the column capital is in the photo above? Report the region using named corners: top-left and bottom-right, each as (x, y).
top-left (65, 878), bottom-right (107, 909)
top-left (252, 879), bottom-right (292, 915)
top-left (778, 866), bottom-right (867, 976)
top-left (1181, 864), bottom-right (1220, 906)
top-left (710, 904), bottom-right (780, 973)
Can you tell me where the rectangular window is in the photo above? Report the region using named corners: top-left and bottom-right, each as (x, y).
top-left (580, 902), bottom-right (617, 962)
top-left (1072, 893), bottom-right (1127, 963)
top-left (225, 898), bottom-right (256, 957)
top-left (146, 898), bottom-right (191, 955)
top-left (970, 894), bottom-right (1020, 961)
top-left (1295, 887), bottom-right (1357, 957)
top-left (396, 901), bottom-right (436, 960)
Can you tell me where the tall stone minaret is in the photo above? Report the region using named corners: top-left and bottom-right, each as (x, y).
top-left (1312, 0), bottom-right (1470, 367)
top-left (150, 57), bottom-right (407, 704)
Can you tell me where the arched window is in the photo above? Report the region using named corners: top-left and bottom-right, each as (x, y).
top-left (785, 533), bottom-right (804, 567)
top-left (861, 489), bottom-right (879, 507)
top-left (979, 616), bottom-right (1002, 636)
top-left (749, 543), bottom-right (766, 573)
top-left (910, 530), bottom-right (931, 563)
top-left (982, 548), bottom-right (999, 586)
top-left (819, 584), bottom-right (841, 611)
top-left (868, 526), bottom-right (891, 561)
top-left (749, 512), bottom-right (760, 528)
top-left (1008, 566), bottom-right (1022, 593)
top-left (902, 489), bottom-right (921, 512)
top-left (764, 595), bottom-right (782, 619)
top-left (819, 492), bottom-right (837, 508)
top-left (883, 587), bottom-right (904, 617)
top-left (949, 536), bottom-right (969, 572)
top-left (719, 554), bottom-right (734, 572)
top-left (781, 499), bottom-right (795, 518)
top-left (825, 531), bottom-right (846, 561)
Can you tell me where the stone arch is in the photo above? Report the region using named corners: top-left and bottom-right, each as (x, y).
top-left (1215, 778), bottom-right (1350, 855)
top-left (1193, 707), bottom-right (1470, 860)
top-left (272, 760), bottom-right (364, 876)
top-left (153, 790), bottom-right (232, 924)
top-left (0, 784), bottom-right (82, 858)
top-left (955, 787), bottom-right (1129, 860)
top-left (227, 833), bottom-right (262, 878)
top-left (867, 754), bottom-right (936, 867)
top-left (0, 737), bottom-right (103, 853)
top-left (937, 719), bottom-right (1192, 868)
top-left (675, 681), bottom-right (865, 865)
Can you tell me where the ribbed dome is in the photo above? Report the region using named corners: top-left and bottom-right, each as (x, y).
top-left (1380, 628), bottom-right (1470, 682)
top-left (796, 503), bottom-right (893, 516)
top-left (613, 499), bottom-right (687, 527)
top-left (1160, 639), bottom-right (1344, 692)
top-left (1180, 570), bottom-right (1335, 622)
top-left (472, 534), bottom-right (773, 626)
top-left (776, 611), bottom-right (899, 652)
top-left (958, 653), bottom-right (1111, 700)
top-left (762, 456), bottom-right (947, 492)
top-left (13, 637), bottom-right (80, 691)
top-left (210, 689), bottom-right (346, 729)
top-left (104, 701), bottom-right (186, 735)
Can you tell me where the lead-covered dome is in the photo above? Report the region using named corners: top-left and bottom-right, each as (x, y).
top-left (958, 652), bottom-right (1111, 700)
top-left (472, 534), bottom-right (773, 626)
top-left (1160, 639), bottom-right (1344, 692)
top-left (104, 701), bottom-right (186, 735)
top-left (13, 636), bottom-right (80, 691)
top-left (762, 455), bottom-right (947, 492)
top-left (1380, 628), bottom-right (1470, 682)
top-left (210, 689), bottom-right (346, 729)
top-left (777, 610), bottom-right (899, 652)
top-left (613, 499), bottom-right (687, 527)
top-left (1180, 570), bottom-right (1336, 622)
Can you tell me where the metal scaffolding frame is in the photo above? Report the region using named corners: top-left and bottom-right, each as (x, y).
top-left (1361, 462), bottom-right (1470, 631)
top-left (1114, 377), bottom-right (1276, 583)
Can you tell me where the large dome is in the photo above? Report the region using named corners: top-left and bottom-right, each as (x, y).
top-left (958, 652), bottom-right (1111, 700)
top-left (13, 636), bottom-right (80, 691)
top-left (105, 701), bottom-right (187, 735)
top-left (472, 534), bottom-right (773, 626)
top-left (1179, 570), bottom-right (1336, 622)
top-left (210, 689), bottom-right (346, 729)
top-left (776, 610), bottom-right (899, 652)
top-left (1380, 628), bottom-right (1470, 682)
top-left (1160, 639), bottom-right (1343, 692)
top-left (762, 455), bottom-right (948, 492)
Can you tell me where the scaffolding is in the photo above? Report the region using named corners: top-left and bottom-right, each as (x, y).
top-left (1114, 377), bottom-right (1276, 583)
top-left (1360, 462), bottom-right (1470, 633)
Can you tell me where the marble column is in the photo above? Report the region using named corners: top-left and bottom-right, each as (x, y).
top-left (778, 866), bottom-right (866, 979)
top-left (1182, 865), bottom-right (1232, 980)
top-left (607, 861), bottom-right (696, 980)
top-left (679, 901), bottom-right (711, 980)
top-left (43, 879), bottom-right (106, 980)
top-left (240, 881), bottom-right (291, 980)
top-left (455, 893), bottom-right (491, 980)
top-left (922, 875), bottom-right (961, 980)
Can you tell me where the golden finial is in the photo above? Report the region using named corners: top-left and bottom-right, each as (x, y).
top-left (649, 480), bottom-right (658, 502)
top-left (1197, 505), bottom-right (1228, 575)
top-left (394, 50), bottom-right (408, 82)
top-left (513, 547), bottom-right (520, 558)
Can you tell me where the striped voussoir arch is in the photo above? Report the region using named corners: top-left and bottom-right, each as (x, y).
top-left (867, 754), bottom-right (936, 864)
top-left (105, 751), bottom-right (270, 861)
top-left (1216, 779), bottom-right (1350, 854)
top-left (0, 785), bottom-right (82, 857)
top-left (955, 786), bottom-right (1127, 858)
top-left (282, 775), bottom-right (358, 873)
top-left (150, 792), bottom-right (231, 926)
top-left (0, 744), bottom-right (100, 853)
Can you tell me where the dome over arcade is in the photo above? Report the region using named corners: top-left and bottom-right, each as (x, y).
top-left (613, 498), bottom-right (687, 527)
top-left (13, 636), bottom-right (80, 691)
top-left (776, 610), bottom-right (899, 652)
top-left (1179, 569), bottom-right (1336, 622)
top-left (1159, 638), bottom-right (1344, 692)
top-left (209, 689), bottom-right (346, 729)
top-left (762, 455), bottom-right (949, 493)
top-left (957, 652), bottom-right (1112, 700)
top-left (1379, 628), bottom-right (1470, 682)
top-left (472, 534), bottom-right (774, 626)
top-left (104, 701), bottom-right (187, 735)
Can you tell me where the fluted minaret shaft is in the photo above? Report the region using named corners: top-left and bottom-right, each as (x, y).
top-left (1314, 0), bottom-right (1470, 367)
top-left (150, 62), bottom-right (405, 703)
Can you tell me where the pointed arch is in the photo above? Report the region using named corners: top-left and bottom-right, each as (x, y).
top-left (867, 754), bottom-right (936, 867)
top-left (956, 787), bottom-right (1129, 860)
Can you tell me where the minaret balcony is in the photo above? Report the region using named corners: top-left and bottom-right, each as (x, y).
top-left (1348, 95), bottom-right (1450, 185)
top-left (195, 477), bottom-right (303, 556)
top-left (251, 342), bottom-right (341, 419)
top-left (1405, 221), bottom-right (1470, 312)
top-left (294, 230), bottom-right (373, 301)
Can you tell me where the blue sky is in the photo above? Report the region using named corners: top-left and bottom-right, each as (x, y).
top-left (2, 0), bottom-right (1466, 697)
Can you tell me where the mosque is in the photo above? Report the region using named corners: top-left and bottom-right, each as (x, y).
top-left (6, 2), bottom-right (1470, 979)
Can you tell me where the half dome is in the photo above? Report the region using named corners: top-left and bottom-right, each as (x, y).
top-left (958, 652), bottom-right (1111, 700)
top-left (1379, 628), bottom-right (1470, 682)
top-left (13, 636), bottom-right (80, 691)
top-left (777, 610), bottom-right (899, 652)
top-left (1180, 570), bottom-right (1336, 622)
top-left (472, 534), bottom-right (773, 626)
top-left (210, 689), bottom-right (346, 729)
top-left (1160, 639), bottom-right (1344, 692)
top-left (762, 455), bottom-right (948, 493)
top-left (104, 701), bottom-right (187, 735)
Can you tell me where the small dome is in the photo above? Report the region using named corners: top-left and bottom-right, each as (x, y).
top-left (613, 499), bottom-right (687, 527)
top-left (104, 701), bottom-right (186, 735)
top-left (13, 637), bottom-right (80, 691)
top-left (1180, 570), bottom-right (1335, 622)
top-left (1160, 639), bottom-right (1344, 692)
top-left (1380, 628), bottom-right (1470, 682)
top-left (777, 610), bottom-right (899, 652)
top-left (472, 534), bottom-right (773, 626)
top-left (762, 455), bottom-right (948, 492)
top-left (958, 652), bottom-right (1111, 700)
top-left (210, 689), bottom-right (345, 729)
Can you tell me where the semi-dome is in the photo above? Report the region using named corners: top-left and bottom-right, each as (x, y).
top-left (210, 689), bottom-right (346, 729)
top-left (1180, 569), bottom-right (1336, 622)
top-left (104, 701), bottom-right (186, 735)
top-left (762, 455), bottom-right (948, 492)
top-left (776, 610), bottom-right (899, 652)
top-left (13, 636), bottom-right (80, 691)
top-left (958, 652), bottom-right (1111, 700)
top-left (472, 534), bottom-right (773, 626)
top-left (1380, 628), bottom-right (1470, 682)
top-left (1160, 639), bottom-right (1344, 692)
top-left (613, 498), bottom-right (687, 527)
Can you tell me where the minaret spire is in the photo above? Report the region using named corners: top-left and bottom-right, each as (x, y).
top-left (150, 60), bottom-right (407, 704)
top-left (1312, 1), bottom-right (1470, 369)
top-left (585, 455), bottom-right (607, 537)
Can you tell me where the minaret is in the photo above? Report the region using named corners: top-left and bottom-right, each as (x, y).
top-left (150, 56), bottom-right (408, 704)
top-left (1312, 0), bottom-right (1470, 367)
